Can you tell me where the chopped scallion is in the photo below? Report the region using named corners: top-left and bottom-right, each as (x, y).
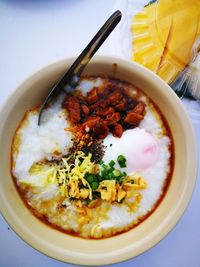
top-left (91, 181), bottom-right (99, 191)
top-left (113, 169), bottom-right (121, 177)
top-left (117, 155), bottom-right (126, 168)
top-left (109, 160), bottom-right (115, 168)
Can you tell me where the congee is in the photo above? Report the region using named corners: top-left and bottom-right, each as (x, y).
top-left (11, 76), bottom-right (174, 239)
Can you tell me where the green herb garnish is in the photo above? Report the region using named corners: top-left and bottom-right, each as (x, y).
top-left (117, 155), bottom-right (126, 168)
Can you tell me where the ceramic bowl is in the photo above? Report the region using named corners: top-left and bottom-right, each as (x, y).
top-left (0, 56), bottom-right (197, 265)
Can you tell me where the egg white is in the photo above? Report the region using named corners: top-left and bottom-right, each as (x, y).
top-left (103, 127), bottom-right (159, 174)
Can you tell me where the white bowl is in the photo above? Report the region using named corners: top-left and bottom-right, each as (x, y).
top-left (0, 56), bottom-right (197, 265)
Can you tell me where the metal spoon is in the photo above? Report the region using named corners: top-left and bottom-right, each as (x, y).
top-left (38, 10), bottom-right (122, 125)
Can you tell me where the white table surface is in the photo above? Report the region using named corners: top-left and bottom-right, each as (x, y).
top-left (0, 1), bottom-right (200, 266)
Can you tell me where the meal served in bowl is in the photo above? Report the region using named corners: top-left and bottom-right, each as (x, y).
top-left (12, 75), bottom-right (174, 239)
top-left (0, 57), bottom-right (197, 265)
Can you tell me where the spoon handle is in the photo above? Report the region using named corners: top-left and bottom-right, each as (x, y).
top-left (38, 10), bottom-right (121, 125)
top-left (62, 10), bottom-right (122, 84)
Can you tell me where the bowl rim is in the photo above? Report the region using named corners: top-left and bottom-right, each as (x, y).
top-left (0, 55), bottom-right (198, 266)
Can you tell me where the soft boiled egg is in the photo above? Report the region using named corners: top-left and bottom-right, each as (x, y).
top-left (103, 128), bottom-right (159, 174)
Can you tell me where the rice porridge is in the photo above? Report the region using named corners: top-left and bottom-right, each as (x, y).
top-left (11, 76), bottom-right (174, 239)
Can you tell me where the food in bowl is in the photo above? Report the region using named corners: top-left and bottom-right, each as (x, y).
top-left (11, 76), bottom-right (174, 239)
